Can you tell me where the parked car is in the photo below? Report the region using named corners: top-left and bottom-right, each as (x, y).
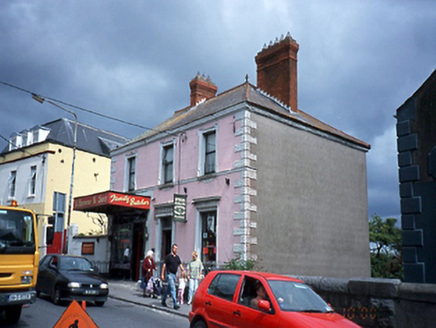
top-left (189, 270), bottom-right (360, 328)
top-left (36, 254), bottom-right (108, 306)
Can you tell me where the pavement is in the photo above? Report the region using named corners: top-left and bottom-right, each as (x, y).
top-left (107, 279), bottom-right (191, 319)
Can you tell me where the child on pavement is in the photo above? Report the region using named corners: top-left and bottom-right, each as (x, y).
top-left (178, 272), bottom-right (187, 304)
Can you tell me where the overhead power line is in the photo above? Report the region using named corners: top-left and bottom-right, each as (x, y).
top-left (0, 79), bottom-right (157, 132)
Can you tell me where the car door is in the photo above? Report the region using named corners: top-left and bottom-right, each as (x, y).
top-left (202, 272), bottom-right (242, 327)
top-left (44, 255), bottom-right (60, 294)
top-left (232, 274), bottom-right (279, 328)
top-left (36, 255), bottom-right (53, 294)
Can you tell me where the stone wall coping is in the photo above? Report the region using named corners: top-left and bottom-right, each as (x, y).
top-left (399, 282), bottom-right (436, 303)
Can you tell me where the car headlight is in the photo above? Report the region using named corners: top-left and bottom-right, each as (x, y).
top-left (68, 282), bottom-right (81, 288)
top-left (100, 283), bottom-right (108, 289)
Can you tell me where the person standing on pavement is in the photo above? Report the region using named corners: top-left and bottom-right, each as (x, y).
top-left (161, 243), bottom-right (185, 309)
top-left (187, 251), bottom-right (204, 305)
top-left (142, 250), bottom-right (156, 296)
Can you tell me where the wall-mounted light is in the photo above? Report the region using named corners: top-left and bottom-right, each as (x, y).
top-left (225, 178), bottom-right (230, 185)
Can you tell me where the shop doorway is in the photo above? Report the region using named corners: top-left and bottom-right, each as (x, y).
top-left (161, 217), bottom-right (172, 261)
top-left (132, 221), bottom-right (144, 281)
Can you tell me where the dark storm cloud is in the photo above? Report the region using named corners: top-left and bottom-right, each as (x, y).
top-left (1, 0), bottom-right (435, 220)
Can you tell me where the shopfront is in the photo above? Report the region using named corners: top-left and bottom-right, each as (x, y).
top-left (74, 191), bottom-right (150, 281)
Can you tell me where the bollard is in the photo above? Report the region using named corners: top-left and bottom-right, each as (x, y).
top-left (82, 300), bottom-right (86, 310)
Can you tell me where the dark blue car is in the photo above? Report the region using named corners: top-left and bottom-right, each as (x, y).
top-left (36, 254), bottom-right (108, 306)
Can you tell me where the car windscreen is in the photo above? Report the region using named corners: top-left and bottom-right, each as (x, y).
top-left (60, 257), bottom-right (93, 271)
top-left (268, 280), bottom-right (333, 313)
top-left (0, 209), bottom-right (35, 254)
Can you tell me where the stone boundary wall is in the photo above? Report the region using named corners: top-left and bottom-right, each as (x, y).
top-left (295, 275), bottom-right (436, 328)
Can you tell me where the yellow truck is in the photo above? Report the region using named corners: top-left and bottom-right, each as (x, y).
top-left (0, 202), bottom-right (39, 324)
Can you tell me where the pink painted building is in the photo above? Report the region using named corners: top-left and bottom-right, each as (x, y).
top-left (110, 35), bottom-right (371, 279)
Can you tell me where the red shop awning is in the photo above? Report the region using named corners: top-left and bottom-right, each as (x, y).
top-left (74, 191), bottom-right (150, 213)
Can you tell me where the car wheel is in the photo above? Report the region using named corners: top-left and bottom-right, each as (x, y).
top-left (95, 301), bottom-right (105, 307)
top-left (52, 286), bottom-right (62, 305)
top-left (5, 305), bottom-right (22, 324)
top-left (193, 320), bottom-right (207, 328)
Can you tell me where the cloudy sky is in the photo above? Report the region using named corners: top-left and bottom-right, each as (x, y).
top-left (1, 1), bottom-right (435, 221)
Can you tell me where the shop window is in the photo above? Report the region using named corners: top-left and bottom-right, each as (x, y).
top-left (201, 211), bottom-right (217, 265)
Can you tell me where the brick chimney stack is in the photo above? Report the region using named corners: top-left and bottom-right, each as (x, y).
top-left (189, 73), bottom-right (218, 107)
top-left (255, 33), bottom-right (299, 111)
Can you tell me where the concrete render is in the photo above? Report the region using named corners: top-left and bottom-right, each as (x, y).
top-left (107, 279), bottom-right (190, 319)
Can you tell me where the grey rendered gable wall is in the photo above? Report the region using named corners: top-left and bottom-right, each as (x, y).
top-left (252, 111), bottom-right (370, 278)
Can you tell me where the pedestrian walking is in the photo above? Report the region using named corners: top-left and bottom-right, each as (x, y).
top-left (142, 250), bottom-right (156, 296)
top-left (178, 272), bottom-right (187, 304)
top-left (161, 244), bottom-right (185, 309)
top-left (187, 250), bottom-right (204, 305)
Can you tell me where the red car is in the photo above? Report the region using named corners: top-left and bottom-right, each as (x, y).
top-left (189, 270), bottom-right (360, 328)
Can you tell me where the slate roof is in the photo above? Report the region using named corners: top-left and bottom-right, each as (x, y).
top-left (2, 118), bottom-right (130, 156)
top-left (125, 82), bottom-right (370, 150)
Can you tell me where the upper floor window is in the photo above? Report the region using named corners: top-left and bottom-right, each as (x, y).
top-left (8, 171), bottom-right (17, 198)
top-left (127, 156), bottom-right (136, 192)
top-left (29, 166), bottom-right (37, 196)
top-left (162, 144), bottom-right (174, 184)
top-left (203, 130), bottom-right (216, 175)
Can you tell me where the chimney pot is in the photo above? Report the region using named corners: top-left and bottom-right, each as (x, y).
top-left (189, 73), bottom-right (218, 107)
top-left (255, 34), bottom-right (299, 111)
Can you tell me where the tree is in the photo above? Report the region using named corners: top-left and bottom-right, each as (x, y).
top-left (369, 214), bottom-right (403, 279)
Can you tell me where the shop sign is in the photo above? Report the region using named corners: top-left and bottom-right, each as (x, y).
top-left (81, 242), bottom-right (95, 255)
top-left (74, 191), bottom-right (150, 210)
top-left (173, 194), bottom-right (187, 222)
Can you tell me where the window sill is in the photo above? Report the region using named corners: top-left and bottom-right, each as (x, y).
top-left (158, 182), bottom-right (174, 190)
top-left (27, 195), bottom-right (36, 199)
top-left (197, 173), bottom-right (217, 181)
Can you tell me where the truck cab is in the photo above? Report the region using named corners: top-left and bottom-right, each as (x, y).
top-left (0, 202), bottom-right (39, 324)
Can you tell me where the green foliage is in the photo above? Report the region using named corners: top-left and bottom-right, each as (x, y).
top-left (222, 256), bottom-right (258, 271)
top-left (369, 214), bottom-right (403, 280)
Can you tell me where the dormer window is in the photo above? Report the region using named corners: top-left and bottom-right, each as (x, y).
top-left (22, 132), bottom-right (28, 147)
top-left (9, 135), bottom-right (22, 151)
top-left (33, 129), bottom-right (39, 143)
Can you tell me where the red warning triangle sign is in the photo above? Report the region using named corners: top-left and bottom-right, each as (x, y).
top-left (53, 299), bottom-right (98, 328)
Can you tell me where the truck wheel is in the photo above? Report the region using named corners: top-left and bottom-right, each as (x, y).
top-left (5, 305), bottom-right (22, 324)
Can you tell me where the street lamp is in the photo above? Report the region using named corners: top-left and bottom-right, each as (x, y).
top-left (32, 94), bottom-right (77, 254)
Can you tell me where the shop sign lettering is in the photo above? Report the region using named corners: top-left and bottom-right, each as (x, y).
top-left (74, 192), bottom-right (150, 210)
